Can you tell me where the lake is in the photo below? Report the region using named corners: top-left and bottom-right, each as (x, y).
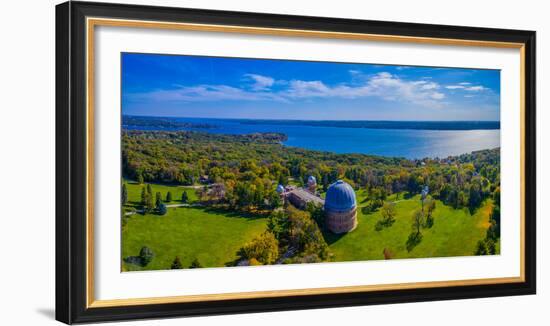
top-left (123, 117), bottom-right (500, 159)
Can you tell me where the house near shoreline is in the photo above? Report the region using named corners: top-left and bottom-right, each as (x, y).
top-left (278, 177), bottom-right (358, 234)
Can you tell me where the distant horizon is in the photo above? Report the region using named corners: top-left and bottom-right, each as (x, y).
top-left (123, 113), bottom-right (499, 123)
top-left (122, 53), bottom-right (501, 121)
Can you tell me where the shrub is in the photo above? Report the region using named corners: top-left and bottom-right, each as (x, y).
top-left (158, 203), bottom-right (167, 215)
top-left (171, 256), bottom-right (183, 269)
top-left (383, 248), bottom-right (394, 260)
top-left (139, 246), bottom-right (154, 266)
top-left (189, 258), bottom-right (203, 269)
top-left (248, 258), bottom-right (261, 266)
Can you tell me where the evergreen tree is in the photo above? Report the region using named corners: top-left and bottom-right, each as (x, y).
top-left (166, 191), bottom-right (173, 202)
top-left (146, 184), bottom-right (153, 196)
top-left (189, 258), bottom-right (202, 269)
top-left (140, 186), bottom-right (147, 206)
top-left (139, 246), bottom-right (154, 266)
top-left (137, 173), bottom-right (144, 185)
top-left (155, 192), bottom-right (162, 209)
top-left (171, 256), bottom-right (183, 269)
top-left (145, 194), bottom-right (154, 213)
top-left (142, 185), bottom-right (154, 213)
top-left (181, 190), bottom-right (189, 203)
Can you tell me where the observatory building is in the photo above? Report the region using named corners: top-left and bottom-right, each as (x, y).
top-left (307, 175), bottom-right (317, 194)
top-left (324, 180), bottom-right (358, 234)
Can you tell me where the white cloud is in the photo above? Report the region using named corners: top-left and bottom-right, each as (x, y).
top-left (366, 72), bottom-right (445, 107)
top-left (445, 85), bottom-right (465, 90)
top-left (445, 83), bottom-right (487, 92)
top-left (129, 72), bottom-right (447, 108)
top-left (130, 84), bottom-right (287, 103)
top-left (464, 85), bottom-right (486, 92)
top-left (420, 82), bottom-right (439, 90)
top-left (244, 73), bottom-right (275, 91)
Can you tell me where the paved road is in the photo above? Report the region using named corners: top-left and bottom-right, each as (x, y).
top-left (124, 203), bottom-right (202, 216)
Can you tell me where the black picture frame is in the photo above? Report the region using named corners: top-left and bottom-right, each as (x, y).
top-left (56, 1), bottom-right (536, 324)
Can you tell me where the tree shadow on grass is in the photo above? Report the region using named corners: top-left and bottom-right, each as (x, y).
top-left (201, 206), bottom-right (266, 220)
top-left (406, 232), bottom-right (423, 252)
top-left (123, 256), bottom-right (145, 267)
top-left (375, 218), bottom-right (395, 231)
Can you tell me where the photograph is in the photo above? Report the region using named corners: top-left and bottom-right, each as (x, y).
top-left (50, 1), bottom-right (538, 323)
top-left (120, 53), bottom-right (502, 271)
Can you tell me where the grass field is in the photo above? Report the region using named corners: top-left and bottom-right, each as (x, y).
top-left (326, 191), bottom-right (495, 261)
top-left (122, 206), bottom-right (267, 271)
top-left (124, 180), bottom-right (199, 207)
top-left (122, 181), bottom-right (267, 270)
top-left (122, 182), bottom-right (495, 271)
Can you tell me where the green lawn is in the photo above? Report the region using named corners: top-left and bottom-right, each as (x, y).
top-left (326, 192), bottom-right (495, 261)
top-left (124, 180), bottom-right (199, 208)
top-left (122, 206), bottom-right (267, 271)
top-left (122, 181), bottom-right (494, 271)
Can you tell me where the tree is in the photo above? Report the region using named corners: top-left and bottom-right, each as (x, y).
top-left (155, 191), bottom-right (162, 209)
top-left (140, 186), bottom-right (147, 205)
top-left (380, 202), bottom-right (396, 223)
top-left (306, 202), bottom-right (324, 228)
top-left (137, 173), bottom-right (144, 185)
top-left (166, 191), bottom-right (173, 202)
top-left (146, 184), bottom-right (153, 196)
top-left (486, 238), bottom-right (496, 255)
top-left (475, 240), bottom-right (488, 255)
top-left (376, 202), bottom-right (396, 231)
top-left (286, 206), bottom-right (329, 261)
top-left (189, 258), bottom-right (202, 269)
top-left (141, 186), bottom-right (154, 213)
top-left (139, 246), bottom-right (154, 266)
top-left (181, 190), bottom-right (189, 203)
top-left (424, 198), bottom-right (436, 228)
top-left (407, 210), bottom-right (424, 252)
top-left (158, 203), bottom-right (167, 215)
top-left (468, 179), bottom-right (483, 213)
top-left (267, 210), bottom-right (289, 243)
top-left (122, 184), bottom-right (128, 205)
top-left (145, 193), bottom-right (155, 213)
top-left (411, 209), bottom-right (425, 236)
top-left (171, 256), bottom-right (183, 269)
top-left (425, 198), bottom-right (436, 218)
top-left (240, 232), bottom-right (279, 265)
top-left (269, 190), bottom-right (282, 208)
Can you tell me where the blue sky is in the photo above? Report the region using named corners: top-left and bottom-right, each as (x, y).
top-left (122, 53), bottom-right (500, 121)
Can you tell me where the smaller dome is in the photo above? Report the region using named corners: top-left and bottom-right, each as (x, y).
top-left (325, 180), bottom-right (357, 212)
top-left (276, 184), bottom-right (285, 193)
top-left (307, 175), bottom-right (317, 186)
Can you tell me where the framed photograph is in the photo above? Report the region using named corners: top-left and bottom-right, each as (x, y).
top-left (56, 1), bottom-right (536, 324)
